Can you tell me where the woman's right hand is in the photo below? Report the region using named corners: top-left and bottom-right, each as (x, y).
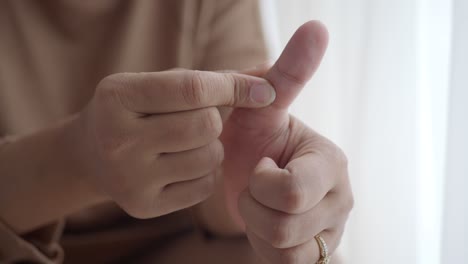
top-left (72, 70), bottom-right (276, 219)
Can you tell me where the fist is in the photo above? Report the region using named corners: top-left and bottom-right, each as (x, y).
top-left (74, 69), bottom-right (276, 218)
top-left (239, 125), bottom-right (353, 264)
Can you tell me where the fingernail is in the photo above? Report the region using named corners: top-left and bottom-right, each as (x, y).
top-left (250, 83), bottom-right (276, 105)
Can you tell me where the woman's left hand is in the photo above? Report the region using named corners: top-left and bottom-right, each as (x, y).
top-left (237, 118), bottom-right (353, 263)
top-left (220, 21), bottom-right (353, 263)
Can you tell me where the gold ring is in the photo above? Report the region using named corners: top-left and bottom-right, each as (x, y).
top-left (315, 234), bottom-right (331, 264)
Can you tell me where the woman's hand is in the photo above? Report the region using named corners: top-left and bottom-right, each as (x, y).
top-left (238, 120), bottom-right (352, 263)
top-left (72, 69), bottom-right (276, 219)
top-left (221, 21), bottom-right (354, 262)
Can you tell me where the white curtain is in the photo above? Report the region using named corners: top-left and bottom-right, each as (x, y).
top-left (260, 0), bottom-right (467, 263)
top-left (442, 0), bottom-right (468, 262)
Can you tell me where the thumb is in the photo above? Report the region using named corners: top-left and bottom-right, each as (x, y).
top-left (265, 20), bottom-right (329, 109)
top-left (249, 156), bottom-right (281, 192)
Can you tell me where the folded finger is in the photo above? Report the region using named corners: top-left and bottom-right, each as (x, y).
top-left (239, 189), bottom-right (339, 249)
top-left (249, 156), bottom-right (337, 214)
top-left (157, 172), bottom-right (216, 216)
top-left (136, 107), bottom-right (222, 153)
top-left (156, 140), bottom-right (224, 184)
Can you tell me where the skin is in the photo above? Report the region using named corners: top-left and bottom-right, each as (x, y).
top-left (0, 65), bottom-right (276, 233)
top-left (74, 69), bottom-right (279, 219)
top-left (220, 21), bottom-right (354, 263)
top-left (0, 21), bottom-right (353, 263)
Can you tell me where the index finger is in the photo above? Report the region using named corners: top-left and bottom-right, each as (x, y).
top-left (100, 70), bottom-right (276, 114)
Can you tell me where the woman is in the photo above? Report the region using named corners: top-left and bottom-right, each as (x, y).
top-left (0, 1), bottom-right (353, 263)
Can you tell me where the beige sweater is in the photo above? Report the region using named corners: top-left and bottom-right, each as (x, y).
top-left (0, 0), bottom-right (267, 263)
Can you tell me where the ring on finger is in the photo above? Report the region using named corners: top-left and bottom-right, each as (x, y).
top-left (315, 234), bottom-right (331, 264)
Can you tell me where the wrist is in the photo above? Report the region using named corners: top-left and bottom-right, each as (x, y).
top-left (61, 113), bottom-right (107, 204)
top-left (192, 172), bottom-right (244, 237)
top-left (0, 115), bottom-right (107, 234)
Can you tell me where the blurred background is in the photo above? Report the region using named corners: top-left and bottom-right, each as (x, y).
top-left (259, 0), bottom-right (467, 263)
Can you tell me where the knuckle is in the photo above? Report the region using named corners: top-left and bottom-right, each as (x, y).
top-left (321, 139), bottom-right (348, 170)
top-left (278, 248), bottom-right (299, 264)
top-left (224, 73), bottom-right (247, 105)
top-left (97, 73), bottom-right (133, 110)
top-left (334, 145), bottom-right (349, 170)
top-left (274, 63), bottom-right (306, 87)
top-left (206, 140), bottom-right (225, 166)
top-left (117, 192), bottom-right (159, 219)
top-left (200, 108), bottom-right (223, 139)
top-left (271, 215), bottom-right (293, 248)
top-left (182, 71), bottom-right (207, 107)
top-left (344, 192), bottom-right (355, 213)
top-left (195, 174), bottom-right (216, 199)
top-left (282, 173), bottom-right (308, 213)
top-left (152, 188), bottom-right (185, 217)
